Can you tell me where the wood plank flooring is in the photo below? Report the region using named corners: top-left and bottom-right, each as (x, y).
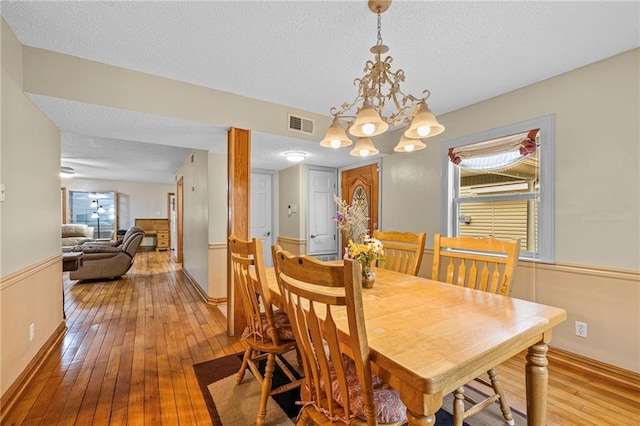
top-left (3, 250), bottom-right (639, 425)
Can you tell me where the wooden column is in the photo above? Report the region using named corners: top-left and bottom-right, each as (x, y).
top-left (227, 127), bottom-right (251, 336)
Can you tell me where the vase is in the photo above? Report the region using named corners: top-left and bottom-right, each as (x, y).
top-left (361, 262), bottom-right (376, 289)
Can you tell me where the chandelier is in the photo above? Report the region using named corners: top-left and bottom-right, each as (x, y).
top-left (320, 0), bottom-right (445, 156)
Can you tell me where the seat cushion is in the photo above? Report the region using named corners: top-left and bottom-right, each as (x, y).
top-left (330, 355), bottom-right (407, 423)
top-left (243, 309), bottom-right (295, 342)
top-left (62, 224), bottom-right (91, 238)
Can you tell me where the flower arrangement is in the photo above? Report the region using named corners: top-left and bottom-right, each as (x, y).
top-left (347, 236), bottom-right (385, 266)
top-left (332, 195), bottom-right (369, 244)
top-left (347, 235), bottom-right (384, 289)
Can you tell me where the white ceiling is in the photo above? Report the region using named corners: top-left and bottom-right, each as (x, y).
top-left (2, 1), bottom-right (638, 184)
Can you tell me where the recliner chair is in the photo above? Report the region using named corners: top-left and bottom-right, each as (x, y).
top-left (62, 226), bottom-right (145, 280)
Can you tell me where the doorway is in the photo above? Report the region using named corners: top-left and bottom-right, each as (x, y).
top-left (340, 163), bottom-right (380, 253)
top-left (176, 178), bottom-right (184, 263)
top-left (307, 168), bottom-right (338, 256)
top-left (250, 171), bottom-right (274, 267)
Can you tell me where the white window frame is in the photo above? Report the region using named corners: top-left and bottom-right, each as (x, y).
top-left (441, 114), bottom-right (555, 263)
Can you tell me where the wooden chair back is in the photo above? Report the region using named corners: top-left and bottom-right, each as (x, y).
top-left (230, 236), bottom-right (303, 424)
top-left (431, 234), bottom-right (521, 296)
top-left (373, 230), bottom-right (426, 276)
top-left (273, 250), bottom-right (379, 424)
top-left (229, 234), bottom-right (279, 345)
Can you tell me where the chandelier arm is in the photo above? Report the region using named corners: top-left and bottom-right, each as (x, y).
top-left (330, 92), bottom-right (363, 118)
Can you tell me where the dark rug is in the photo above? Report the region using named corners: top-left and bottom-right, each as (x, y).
top-left (194, 352), bottom-right (302, 424)
top-left (194, 353), bottom-right (528, 425)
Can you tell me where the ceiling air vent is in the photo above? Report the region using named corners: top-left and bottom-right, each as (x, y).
top-left (288, 114), bottom-right (315, 135)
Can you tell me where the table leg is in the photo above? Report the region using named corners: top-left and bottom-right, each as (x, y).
top-left (399, 386), bottom-right (439, 426)
top-left (406, 409), bottom-right (436, 425)
top-left (526, 341), bottom-right (548, 426)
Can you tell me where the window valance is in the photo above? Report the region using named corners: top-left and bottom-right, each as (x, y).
top-left (448, 129), bottom-right (539, 171)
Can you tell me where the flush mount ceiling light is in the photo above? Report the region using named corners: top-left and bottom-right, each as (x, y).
top-left (321, 0), bottom-right (444, 156)
top-left (60, 166), bottom-right (75, 178)
top-left (285, 151), bottom-right (307, 162)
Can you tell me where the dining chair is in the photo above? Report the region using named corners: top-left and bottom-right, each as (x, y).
top-left (372, 230), bottom-right (426, 276)
top-left (431, 233), bottom-right (521, 426)
top-left (273, 249), bottom-right (407, 426)
top-left (228, 235), bottom-right (304, 426)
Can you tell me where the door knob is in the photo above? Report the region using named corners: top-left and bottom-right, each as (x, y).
top-left (310, 234), bottom-right (318, 239)
top-left (264, 231), bottom-right (271, 237)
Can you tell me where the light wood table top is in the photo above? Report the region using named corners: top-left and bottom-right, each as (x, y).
top-left (266, 265), bottom-right (566, 425)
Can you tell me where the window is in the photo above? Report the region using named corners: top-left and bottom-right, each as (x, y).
top-left (441, 115), bottom-right (554, 262)
top-left (69, 191), bottom-right (118, 239)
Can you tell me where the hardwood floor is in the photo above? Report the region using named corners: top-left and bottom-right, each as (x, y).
top-left (3, 250), bottom-right (639, 425)
top-left (3, 250), bottom-right (242, 425)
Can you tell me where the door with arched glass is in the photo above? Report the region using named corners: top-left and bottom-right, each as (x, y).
top-left (340, 163), bottom-right (379, 254)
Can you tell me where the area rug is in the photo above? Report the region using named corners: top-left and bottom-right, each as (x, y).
top-left (194, 353), bottom-right (526, 425)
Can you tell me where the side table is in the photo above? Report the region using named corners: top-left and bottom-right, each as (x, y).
top-left (62, 252), bottom-right (84, 319)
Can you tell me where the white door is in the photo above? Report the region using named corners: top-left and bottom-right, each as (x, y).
top-left (250, 172), bottom-right (274, 267)
top-left (307, 169), bottom-right (337, 255)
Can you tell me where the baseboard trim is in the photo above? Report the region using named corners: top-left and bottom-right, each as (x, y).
top-left (181, 268), bottom-right (226, 305)
top-left (548, 346), bottom-right (640, 392)
top-left (182, 268), bottom-right (207, 302)
top-left (0, 321), bottom-right (67, 422)
top-left (208, 296), bottom-right (227, 304)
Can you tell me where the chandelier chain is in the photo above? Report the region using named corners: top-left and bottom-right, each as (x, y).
top-left (376, 12), bottom-right (383, 46)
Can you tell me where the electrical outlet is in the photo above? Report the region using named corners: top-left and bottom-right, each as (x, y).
top-left (29, 323), bottom-right (35, 341)
top-left (575, 321), bottom-right (588, 338)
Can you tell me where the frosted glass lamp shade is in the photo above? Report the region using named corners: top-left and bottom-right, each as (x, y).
top-left (320, 117), bottom-right (353, 148)
top-left (350, 137), bottom-right (379, 157)
top-left (348, 100), bottom-right (389, 137)
top-left (404, 103), bottom-right (445, 139)
top-left (394, 135), bottom-right (426, 153)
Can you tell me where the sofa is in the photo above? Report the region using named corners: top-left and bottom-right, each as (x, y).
top-left (61, 224), bottom-right (95, 246)
top-left (62, 226), bottom-right (145, 281)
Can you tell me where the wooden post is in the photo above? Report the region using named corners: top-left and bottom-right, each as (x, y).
top-left (227, 127), bottom-right (250, 336)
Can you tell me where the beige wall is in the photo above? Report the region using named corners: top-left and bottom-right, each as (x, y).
top-left (175, 150), bottom-right (209, 294)
top-left (382, 49), bottom-right (640, 372)
top-left (1, 19), bottom-right (64, 395)
top-left (207, 153), bottom-right (228, 299)
top-left (278, 165), bottom-right (307, 240)
top-left (383, 49), bottom-right (639, 270)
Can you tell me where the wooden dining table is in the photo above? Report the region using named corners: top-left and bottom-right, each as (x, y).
top-left (265, 265), bottom-right (566, 426)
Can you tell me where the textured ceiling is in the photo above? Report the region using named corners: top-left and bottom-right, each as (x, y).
top-left (2, 1), bottom-right (639, 184)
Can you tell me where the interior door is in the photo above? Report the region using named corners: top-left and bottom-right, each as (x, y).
top-left (176, 177), bottom-right (183, 263)
top-left (340, 163), bottom-right (379, 252)
top-left (250, 172), bottom-right (274, 267)
top-left (307, 169), bottom-right (337, 255)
